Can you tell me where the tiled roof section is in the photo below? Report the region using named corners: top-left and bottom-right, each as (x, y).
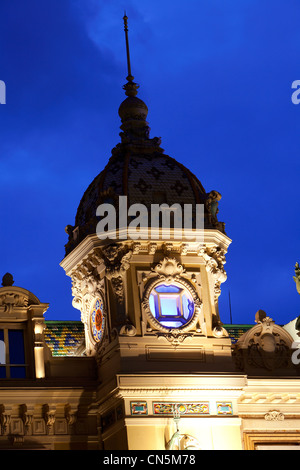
top-left (223, 324), bottom-right (253, 344)
top-left (44, 321), bottom-right (253, 356)
top-left (44, 321), bottom-right (85, 357)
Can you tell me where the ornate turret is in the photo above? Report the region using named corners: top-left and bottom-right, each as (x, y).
top-left (61, 16), bottom-right (232, 380)
top-left (63, 16), bottom-right (226, 257)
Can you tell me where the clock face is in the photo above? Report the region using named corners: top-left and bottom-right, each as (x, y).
top-left (90, 297), bottom-right (105, 343)
top-left (149, 282), bottom-right (194, 329)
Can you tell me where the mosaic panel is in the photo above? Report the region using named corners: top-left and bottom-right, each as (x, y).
top-left (216, 402), bottom-right (233, 415)
top-left (130, 402), bottom-right (148, 415)
top-left (153, 402), bottom-right (210, 415)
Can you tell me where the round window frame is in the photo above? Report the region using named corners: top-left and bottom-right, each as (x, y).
top-left (142, 277), bottom-right (201, 334)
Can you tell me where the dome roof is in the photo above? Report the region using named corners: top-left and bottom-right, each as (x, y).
top-left (75, 143), bottom-right (207, 229)
top-left (64, 62), bottom-right (225, 255)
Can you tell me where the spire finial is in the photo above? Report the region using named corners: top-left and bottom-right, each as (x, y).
top-left (122, 13), bottom-right (139, 97)
top-left (123, 12), bottom-right (133, 82)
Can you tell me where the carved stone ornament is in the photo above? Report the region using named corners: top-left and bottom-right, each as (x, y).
top-left (234, 316), bottom-right (294, 372)
top-left (100, 243), bottom-right (132, 280)
top-left (166, 410), bottom-right (201, 450)
top-left (0, 292), bottom-right (29, 313)
top-left (197, 245), bottom-right (227, 300)
top-left (153, 257), bottom-right (185, 280)
top-left (156, 331), bottom-right (194, 346)
top-left (294, 262), bottom-right (300, 295)
top-left (0, 405), bottom-right (11, 435)
top-left (65, 405), bottom-right (77, 426)
top-left (20, 404), bottom-right (33, 433)
top-left (70, 268), bottom-right (105, 325)
top-left (264, 410), bottom-right (284, 421)
top-left (142, 258), bottom-right (202, 336)
top-left (43, 405), bottom-right (56, 431)
top-left (111, 276), bottom-right (124, 304)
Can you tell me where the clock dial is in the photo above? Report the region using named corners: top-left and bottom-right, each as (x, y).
top-left (149, 282), bottom-right (194, 329)
top-left (90, 297), bottom-right (105, 343)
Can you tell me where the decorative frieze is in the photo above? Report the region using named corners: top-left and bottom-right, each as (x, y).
top-left (128, 401), bottom-right (234, 417)
top-left (153, 402), bottom-right (210, 415)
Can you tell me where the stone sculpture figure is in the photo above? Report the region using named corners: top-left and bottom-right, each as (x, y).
top-left (294, 262), bottom-right (300, 295)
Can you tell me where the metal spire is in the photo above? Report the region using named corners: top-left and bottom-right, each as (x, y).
top-left (123, 12), bottom-right (133, 82)
top-left (122, 13), bottom-right (138, 97)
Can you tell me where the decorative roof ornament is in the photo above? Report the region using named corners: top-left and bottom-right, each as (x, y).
top-left (294, 262), bottom-right (300, 295)
top-left (1, 273), bottom-right (14, 287)
top-left (122, 13), bottom-right (138, 98)
top-left (118, 14), bottom-right (150, 143)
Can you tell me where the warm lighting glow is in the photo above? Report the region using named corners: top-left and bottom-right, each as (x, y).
top-left (34, 346), bottom-right (45, 379)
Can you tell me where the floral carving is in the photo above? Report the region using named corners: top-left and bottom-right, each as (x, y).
top-left (264, 410), bottom-right (284, 421)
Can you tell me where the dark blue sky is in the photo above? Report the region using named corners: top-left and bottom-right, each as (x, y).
top-left (0, 0), bottom-right (299, 325)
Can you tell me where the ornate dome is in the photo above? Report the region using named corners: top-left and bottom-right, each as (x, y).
top-left (64, 91), bottom-right (225, 255)
top-left (64, 22), bottom-right (225, 256)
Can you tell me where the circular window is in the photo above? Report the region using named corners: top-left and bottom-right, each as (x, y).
top-left (149, 283), bottom-right (195, 329)
top-left (90, 297), bottom-right (106, 343)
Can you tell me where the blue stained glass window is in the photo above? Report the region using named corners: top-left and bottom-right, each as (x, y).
top-left (8, 330), bottom-right (25, 364)
top-left (0, 329), bottom-right (26, 379)
top-left (155, 285), bottom-right (181, 293)
top-left (149, 283), bottom-right (194, 328)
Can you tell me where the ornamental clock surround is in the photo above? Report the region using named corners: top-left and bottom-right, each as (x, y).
top-left (90, 296), bottom-right (106, 344)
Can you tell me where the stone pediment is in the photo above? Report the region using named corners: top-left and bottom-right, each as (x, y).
top-left (233, 314), bottom-right (296, 375)
top-left (0, 286), bottom-right (45, 317)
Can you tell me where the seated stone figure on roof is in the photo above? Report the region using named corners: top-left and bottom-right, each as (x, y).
top-left (294, 262), bottom-right (300, 295)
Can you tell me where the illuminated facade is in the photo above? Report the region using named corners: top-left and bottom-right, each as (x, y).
top-left (0, 17), bottom-right (299, 451)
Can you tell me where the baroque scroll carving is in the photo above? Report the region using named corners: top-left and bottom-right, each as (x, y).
top-left (197, 245), bottom-right (227, 302)
top-left (0, 293), bottom-right (29, 313)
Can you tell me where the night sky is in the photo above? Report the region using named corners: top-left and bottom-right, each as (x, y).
top-left (0, 0), bottom-right (299, 326)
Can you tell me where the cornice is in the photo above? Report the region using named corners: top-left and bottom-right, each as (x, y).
top-left (60, 230), bottom-right (232, 275)
top-left (116, 373), bottom-right (248, 390)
